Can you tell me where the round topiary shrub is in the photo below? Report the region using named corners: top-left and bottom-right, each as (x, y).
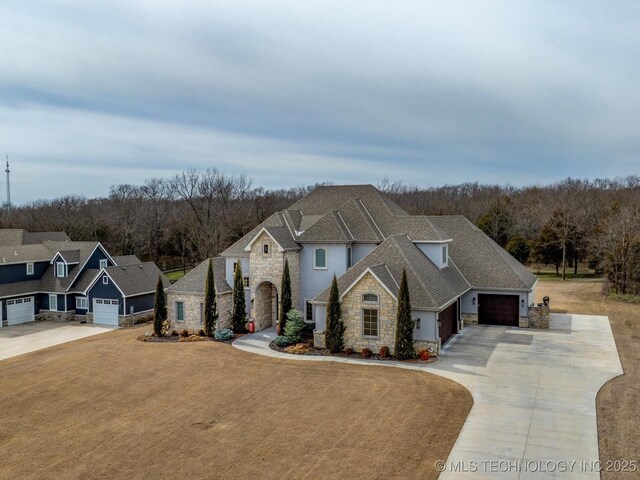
top-left (214, 328), bottom-right (234, 342)
top-left (361, 348), bottom-right (373, 358)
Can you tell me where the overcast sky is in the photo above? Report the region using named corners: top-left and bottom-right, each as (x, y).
top-left (1, 1), bottom-right (639, 203)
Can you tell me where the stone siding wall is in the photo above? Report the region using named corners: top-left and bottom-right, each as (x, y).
top-left (462, 313), bottom-right (478, 326)
top-left (341, 272), bottom-right (398, 354)
top-left (37, 310), bottom-right (76, 322)
top-left (167, 291), bottom-right (232, 333)
top-left (248, 231), bottom-right (300, 331)
top-left (527, 305), bottom-right (550, 329)
top-left (415, 340), bottom-right (440, 355)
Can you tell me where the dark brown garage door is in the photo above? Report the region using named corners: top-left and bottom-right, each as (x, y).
top-left (439, 302), bottom-right (458, 345)
top-left (478, 294), bottom-right (519, 326)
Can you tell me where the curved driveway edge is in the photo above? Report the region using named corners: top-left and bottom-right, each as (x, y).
top-left (234, 313), bottom-right (623, 478)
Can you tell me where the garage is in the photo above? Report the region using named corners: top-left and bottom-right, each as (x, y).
top-left (478, 294), bottom-right (519, 327)
top-left (438, 301), bottom-right (458, 345)
top-left (7, 297), bottom-right (35, 326)
top-left (93, 298), bottom-right (119, 326)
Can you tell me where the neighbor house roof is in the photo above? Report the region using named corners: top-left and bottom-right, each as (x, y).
top-left (0, 229), bottom-right (71, 246)
top-left (427, 216), bottom-right (537, 291)
top-left (103, 262), bottom-right (169, 296)
top-left (167, 257), bottom-right (232, 295)
top-left (112, 255), bottom-right (142, 266)
top-left (313, 235), bottom-right (470, 310)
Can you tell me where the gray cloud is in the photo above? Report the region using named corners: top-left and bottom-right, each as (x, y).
top-left (0, 0), bottom-right (639, 202)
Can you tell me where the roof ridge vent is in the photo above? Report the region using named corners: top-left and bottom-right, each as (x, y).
top-left (122, 266), bottom-right (127, 270)
top-left (138, 264), bottom-right (143, 268)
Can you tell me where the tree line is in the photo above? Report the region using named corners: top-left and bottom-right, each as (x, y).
top-left (1, 169), bottom-right (638, 296)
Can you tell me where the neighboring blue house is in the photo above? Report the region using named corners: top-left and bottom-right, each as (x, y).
top-left (0, 229), bottom-right (169, 327)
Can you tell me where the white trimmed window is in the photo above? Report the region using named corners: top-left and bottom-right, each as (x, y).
top-left (56, 262), bottom-right (66, 278)
top-left (99, 259), bottom-right (108, 269)
top-left (442, 245), bottom-right (448, 265)
top-left (243, 276), bottom-right (250, 288)
top-left (176, 302), bottom-right (185, 322)
top-left (26, 262), bottom-right (34, 275)
top-left (314, 248), bottom-right (327, 269)
top-left (416, 318), bottom-right (421, 330)
top-left (362, 308), bottom-right (379, 338)
top-left (305, 301), bottom-right (313, 321)
top-left (102, 275), bottom-right (109, 284)
top-left (49, 294), bottom-right (58, 311)
top-left (76, 297), bottom-right (88, 309)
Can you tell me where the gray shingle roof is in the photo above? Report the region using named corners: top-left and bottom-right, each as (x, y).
top-left (427, 216), bottom-right (537, 290)
top-left (57, 250), bottom-right (81, 264)
top-left (313, 235), bottom-right (470, 310)
top-left (0, 244), bottom-right (53, 264)
top-left (104, 262), bottom-right (169, 296)
top-left (0, 229), bottom-right (71, 246)
top-left (0, 279), bottom-right (42, 298)
top-left (222, 212), bottom-right (300, 256)
top-left (112, 255), bottom-right (142, 266)
top-left (167, 257), bottom-right (231, 294)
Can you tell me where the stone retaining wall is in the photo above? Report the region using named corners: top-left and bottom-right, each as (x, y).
top-left (462, 313), bottom-right (478, 326)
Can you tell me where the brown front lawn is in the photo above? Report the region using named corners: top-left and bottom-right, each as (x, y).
top-left (0, 326), bottom-right (471, 480)
top-left (536, 281), bottom-right (640, 480)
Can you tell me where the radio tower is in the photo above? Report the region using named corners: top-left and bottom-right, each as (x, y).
top-left (5, 154), bottom-right (11, 208)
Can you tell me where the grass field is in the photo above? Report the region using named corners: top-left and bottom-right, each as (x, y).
top-left (536, 281), bottom-right (640, 479)
top-left (164, 269), bottom-right (191, 283)
top-left (0, 326), bottom-right (471, 480)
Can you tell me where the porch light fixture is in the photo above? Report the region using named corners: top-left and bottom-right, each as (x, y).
top-left (521, 299), bottom-right (525, 307)
top-left (472, 297), bottom-right (476, 306)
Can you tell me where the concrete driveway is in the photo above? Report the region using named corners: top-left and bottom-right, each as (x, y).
top-left (234, 313), bottom-right (623, 478)
top-left (0, 321), bottom-right (118, 361)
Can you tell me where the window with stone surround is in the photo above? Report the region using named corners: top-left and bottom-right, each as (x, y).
top-left (243, 276), bottom-right (250, 288)
top-left (362, 293), bottom-right (378, 303)
top-left (176, 302), bottom-right (185, 322)
top-left (262, 242), bottom-right (269, 255)
top-left (362, 308), bottom-right (379, 338)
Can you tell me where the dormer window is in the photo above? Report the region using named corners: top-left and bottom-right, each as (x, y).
top-left (99, 259), bottom-right (108, 269)
top-left (26, 263), bottom-right (34, 275)
top-left (56, 262), bottom-right (66, 278)
top-left (314, 248), bottom-right (327, 269)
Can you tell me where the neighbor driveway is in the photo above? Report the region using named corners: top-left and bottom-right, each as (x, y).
top-left (0, 321), bottom-right (118, 361)
top-left (233, 313), bottom-right (623, 478)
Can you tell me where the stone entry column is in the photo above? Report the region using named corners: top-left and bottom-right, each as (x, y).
top-left (254, 282), bottom-right (278, 331)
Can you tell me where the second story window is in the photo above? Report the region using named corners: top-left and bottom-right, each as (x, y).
top-left (362, 293), bottom-right (378, 303)
top-left (99, 259), bottom-right (108, 269)
top-left (263, 243), bottom-right (269, 255)
top-left (314, 248), bottom-right (327, 269)
top-left (26, 262), bottom-right (34, 275)
top-left (56, 262), bottom-right (66, 278)
top-left (243, 276), bottom-right (250, 288)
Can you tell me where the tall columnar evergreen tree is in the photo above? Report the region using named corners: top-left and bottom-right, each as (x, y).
top-left (394, 268), bottom-right (415, 359)
top-left (325, 275), bottom-right (345, 353)
top-left (280, 259), bottom-right (292, 333)
top-left (231, 263), bottom-right (247, 333)
top-left (204, 259), bottom-right (218, 337)
top-left (153, 275), bottom-right (167, 336)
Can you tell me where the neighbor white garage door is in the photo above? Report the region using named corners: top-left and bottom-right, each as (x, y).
top-left (93, 299), bottom-right (119, 326)
top-left (7, 297), bottom-right (35, 326)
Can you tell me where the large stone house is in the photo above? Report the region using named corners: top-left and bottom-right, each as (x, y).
top-left (0, 229), bottom-right (169, 327)
top-left (168, 185), bottom-right (538, 354)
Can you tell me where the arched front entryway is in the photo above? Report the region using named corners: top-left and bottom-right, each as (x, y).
top-left (254, 282), bottom-right (278, 332)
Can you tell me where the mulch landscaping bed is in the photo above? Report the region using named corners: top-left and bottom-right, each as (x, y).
top-left (138, 333), bottom-right (245, 344)
top-left (269, 340), bottom-right (438, 363)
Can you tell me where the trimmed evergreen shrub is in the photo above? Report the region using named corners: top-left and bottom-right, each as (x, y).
top-left (394, 269), bottom-right (415, 360)
top-left (214, 328), bottom-right (234, 342)
top-left (181, 329), bottom-right (189, 337)
top-left (204, 258), bottom-right (218, 337)
top-left (325, 275), bottom-right (346, 353)
top-left (379, 346), bottom-right (390, 358)
top-left (283, 309), bottom-right (305, 342)
top-left (273, 335), bottom-right (293, 348)
top-left (280, 259), bottom-right (292, 334)
top-left (153, 276), bottom-right (167, 336)
top-left (231, 263), bottom-right (247, 333)
top-left (361, 348), bottom-right (373, 358)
